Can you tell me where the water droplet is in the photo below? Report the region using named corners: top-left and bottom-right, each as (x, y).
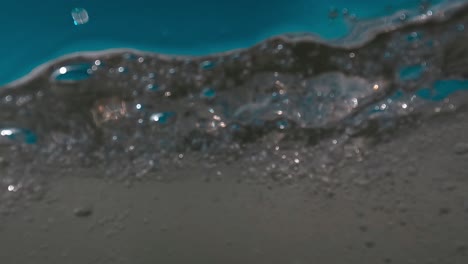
top-left (399, 13), bottom-right (407, 21)
top-left (117, 66), bottom-right (127, 73)
top-left (200, 88), bottom-right (216, 99)
top-left (0, 128), bottom-right (37, 144)
top-left (52, 63), bottom-right (93, 82)
top-left (200, 60), bottom-right (215, 70)
top-left (399, 64), bottom-right (424, 81)
top-left (350, 98), bottom-right (358, 108)
top-left (71, 8), bottom-right (89, 25)
top-left (146, 84), bottom-right (159, 92)
top-left (407, 32), bottom-right (422, 42)
top-left (276, 119), bottom-right (289, 130)
top-left (149, 112), bottom-right (176, 125)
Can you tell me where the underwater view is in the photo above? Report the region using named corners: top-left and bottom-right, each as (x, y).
top-left (1, 0), bottom-right (468, 263)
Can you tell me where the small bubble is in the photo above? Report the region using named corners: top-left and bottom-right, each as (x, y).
top-left (407, 32), bottom-right (422, 42)
top-left (200, 61), bottom-right (215, 70)
top-left (350, 98), bottom-right (358, 108)
top-left (201, 88), bottom-right (216, 99)
top-left (146, 84), bottom-right (159, 92)
top-left (52, 63), bottom-right (93, 82)
top-left (276, 120), bottom-right (289, 130)
top-left (399, 13), bottom-right (407, 21)
top-left (149, 112), bottom-right (176, 124)
top-left (71, 8), bottom-right (89, 25)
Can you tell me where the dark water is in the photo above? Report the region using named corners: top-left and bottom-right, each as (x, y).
top-left (1, 1), bottom-right (468, 204)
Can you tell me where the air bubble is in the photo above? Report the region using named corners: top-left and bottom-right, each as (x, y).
top-left (201, 88), bottom-right (216, 99)
top-left (71, 8), bottom-right (89, 25)
top-left (52, 63), bottom-right (93, 82)
top-left (149, 112), bottom-right (176, 125)
top-left (0, 128), bottom-right (37, 144)
top-left (200, 61), bottom-right (215, 70)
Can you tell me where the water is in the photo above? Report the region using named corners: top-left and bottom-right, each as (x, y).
top-left (0, 3), bottom-right (468, 263)
top-left (71, 8), bottom-right (89, 25)
top-left (0, 0), bottom-right (466, 215)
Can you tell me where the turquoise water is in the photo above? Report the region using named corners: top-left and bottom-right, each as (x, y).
top-left (0, 0), bottom-right (445, 86)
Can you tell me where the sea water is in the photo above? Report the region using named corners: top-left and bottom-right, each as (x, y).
top-left (1, 0), bottom-right (468, 211)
